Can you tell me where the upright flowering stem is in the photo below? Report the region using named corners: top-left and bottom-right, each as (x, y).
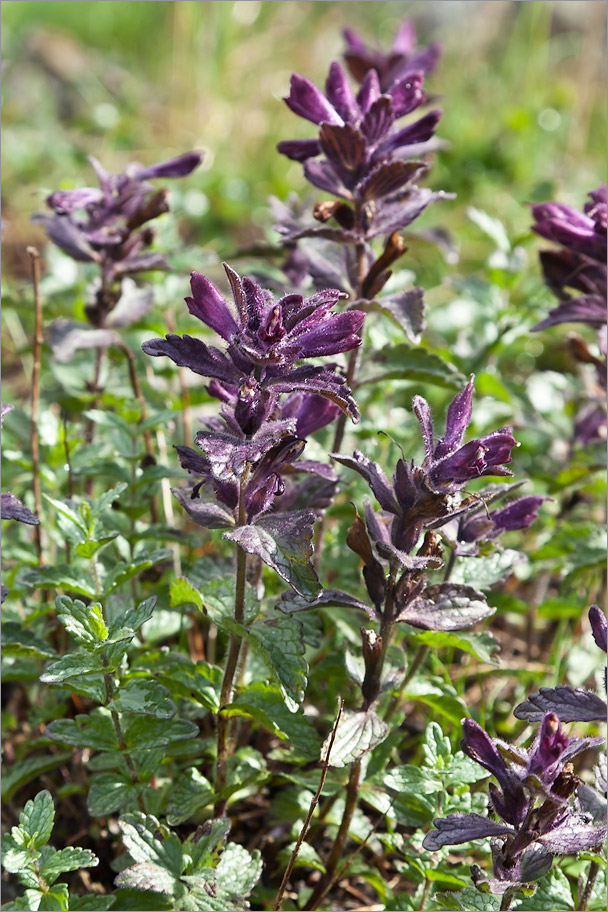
top-left (27, 247), bottom-right (44, 565)
top-left (214, 471), bottom-right (249, 817)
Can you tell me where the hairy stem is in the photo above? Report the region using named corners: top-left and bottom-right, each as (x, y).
top-left (27, 247), bottom-right (44, 565)
top-left (580, 859), bottom-right (599, 911)
top-left (104, 670), bottom-right (146, 813)
top-left (118, 341), bottom-right (158, 523)
top-left (499, 893), bottom-right (513, 911)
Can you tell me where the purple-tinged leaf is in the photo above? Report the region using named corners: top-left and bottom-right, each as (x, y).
top-left (422, 813), bottom-right (514, 850)
top-left (325, 61), bottom-right (359, 123)
top-left (577, 784), bottom-right (607, 826)
top-left (47, 320), bottom-right (121, 363)
top-left (172, 486), bottom-right (236, 530)
top-left (332, 450), bottom-right (399, 513)
top-left (399, 583), bottom-right (494, 631)
top-left (382, 109), bottom-right (442, 154)
top-left (514, 686), bottom-right (607, 724)
top-left (532, 294), bottom-right (607, 331)
top-left (142, 334), bottom-right (239, 385)
top-left (375, 287), bottom-right (426, 343)
top-left (1, 492), bottom-right (40, 525)
top-left (321, 708), bottom-right (388, 767)
top-left (357, 160), bottom-right (427, 202)
top-left (104, 282), bottom-right (154, 328)
top-left (538, 817), bottom-right (607, 855)
top-left (517, 844), bottom-right (554, 883)
top-left (276, 138), bottom-right (321, 162)
top-left (279, 587), bottom-right (378, 619)
top-left (369, 188), bottom-right (454, 237)
top-left (31, 214), bottom-right (101, 263)
top-left (269, 366), bottom-right (359, 423)
top-left (225, 510), bottom-right (319, 598)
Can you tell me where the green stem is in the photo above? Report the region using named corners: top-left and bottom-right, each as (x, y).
top-left (104, 670), bottom-right (146, 813)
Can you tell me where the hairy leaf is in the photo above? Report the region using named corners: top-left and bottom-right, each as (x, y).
top-left (422, 813), bottom-right (513, 850)
top-left (321, 709), bottom-right (389, 768)
top-left (398, 584), bottom-right (494, 630)
top-left (107, 680), bottom-right (177, 719)
top-left (165, 768), bottom-right (214, 826)
top-left (514, 686), bottom-right (607, 723)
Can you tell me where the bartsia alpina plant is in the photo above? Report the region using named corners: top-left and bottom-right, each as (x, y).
top-left (342, 19), bottom-right (441, 91)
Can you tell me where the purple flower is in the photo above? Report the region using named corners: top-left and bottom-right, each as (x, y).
top-left (532, 186), bottom-right (607, 332)
top-left (143, 263), bottom-right (364, 435)
top-left (335, 378), bottom-right (518, 556)
top-left (277, 60), bottom-right (441, 215)
top-left (459, 495), bottom-right (551, 544)
top-left (413, 375), bottom-right (517, 493)
top-left (342, 20), bottom-right (441, 92)
top-left (424, 714), bottom-right (606, 892)
top-left (34, 152), bottom-right (202, 324)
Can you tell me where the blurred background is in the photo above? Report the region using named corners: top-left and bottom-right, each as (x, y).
top-left (2, 0), bottom-right (606, 281)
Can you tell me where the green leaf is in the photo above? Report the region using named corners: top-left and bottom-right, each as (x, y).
top-left (19, 790), bottom-right (54, 849)
top-left (156, 659), bottom-right (222, 713)
top-left (74, 534), bottom-right (119, 559)
top-left (55, 597), bottom-right (108, 646)
top-left (434, 888), bottom-right (501, 911)
top-left (108, 596), bottom-right (158, 636)
top-left (277, 841), bottom-right (326, 873)
top-left (449, 549), bottom-right (525, 589)
top-left (40, 847), bottom-right (98, 885)
top-left (87, 772), bottom-right (140, 817)
top-left (68, 897), bottom-right (116, 911)
top-left (216, 612), bottom-right (308, 711)
top-left (165, 768), bottom-right (214, 826)
top-left (103, 550), bottom-right (173, 596)
top-left (362, 343), bottom-right (464, 390)
top-left (36, 884), bottom-right (70, 912)
top-left (1, 623), bottom-right (56, 659)
top-left (107, 680), bottom-right (177, 719)
top-left (215, 842), bottom-right (262, 902)
top-left (114, 862), bottom-right (177, 895)
top-left (123, 716), bottom-right (199, 751)
top-left (118, 813), bottom-right (182, 875)
top-left (169, 577), bottom-right (203, 611)
top-left (42, 495), bottom-right (88, 535)
top-left (1, 752), bottom-right (72, 801)
top-left (18, 566), bottom-right (98, 599)
top-left (40, 652), bottom-right (105, 685)
top-left (321, 709), bottom-right (389, 768)
top-left (406, 628), bottom-right (500, 664)
top-left (511, 867), bottom-right (573, 910)
top-left (46, 710), bottom-right (119, 751)
top-left (90, 483), bottom-right (128, 520)
top-left (467, 206), bottom-right (511, 252)
top-left (402, 687), bottom-right (468, 727)
top-left (382, 766), bottom-right (438, 795)
top-left (227, 682), bottom-right (321, 758)
top-left (110, 889), bottom-right (171, 911)
top-left (200, 575), bottom-right (258, 625)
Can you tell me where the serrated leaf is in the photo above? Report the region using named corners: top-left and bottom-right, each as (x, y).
top-left (40, 652), bottom-right (105, 684)
top-left (224, 510), bottom-right (319, 598)
top-left (108, 596), bottom-right (158, 636)
top-left (156, 659), bottom-right (222, 713)
top-left (90, 483), bottom-right (128, 519)
top-left (215, 842), bottom-right (262, 900)
top-left (227, 682), bottom-right (321, 758)
top-left (35, 883), bottom-right (70, 911)
top-left (450, 549), bottom-right (525, 589)
top-left (42, 495), bottom-right (88, 535)
top-left (46, 710), bottom-right (119, 751)
top-left (20, 790), bottom-right (54, 848)
top-left (1, 753), bottom-right (72, 801)
top-left (200, 575), bottom-right (258, 625)
top-left (114, 862), bottom-right (177, 894)
top-left (40, 847), bottom-right (98, 885)
top-left (87, 772), bottom-right (141, 817)
top-left (398, 583), bottom-right (494, 630)
top-left (110, 889), bottom-right (171, 911)
top-left (103, 550), bottom-right (172, 596)
top-left (321, 709), bottom-right (388, 768)
top-left (118, 813), bottom-right (182, 875)
top-left (55, 597), bottom-right (108, 646)
top-left (361, 287), bottom-right (426, 344)
top-left (277, 841), bottom-right (326, 873)
top-left (74, 534), bottom-right (119, 559)
top-left (68, 897), bottom-right (116, 911)
top-left (514, 686), bottom-right (607, 724)
top-left (107, 679), bottom-right (176, 719)
top-left (165, 768), bottom-right (214, 826)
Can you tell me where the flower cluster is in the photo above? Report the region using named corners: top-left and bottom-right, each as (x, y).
top-left (277, 61), bottom-right (443, 239)
top-left (143, 263), bottom-right (364, 436)
top-left (423, 713), bottom-right (606, 894)
top-left (143, 264), bottom-right (364, 593)
top-left (342, 20), bottom-right (441, 92)
top-left (36, 152), bottom-right (202, 325)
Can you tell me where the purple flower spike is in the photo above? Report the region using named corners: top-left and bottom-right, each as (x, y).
top-left (35, 150), bottom-right (202, 328)
top-left (279, 58), bottom-right (442, 228)
top-left (589, 605), bottom-right (607, 653)
top-left (460, 495), bottom-right (551, 544)
top-left (144, 264), bottom-right (364, 434)
top-left (461, 719), bottom-right (528, 827)
top-left (532, 186), bottom-right (607, 332)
